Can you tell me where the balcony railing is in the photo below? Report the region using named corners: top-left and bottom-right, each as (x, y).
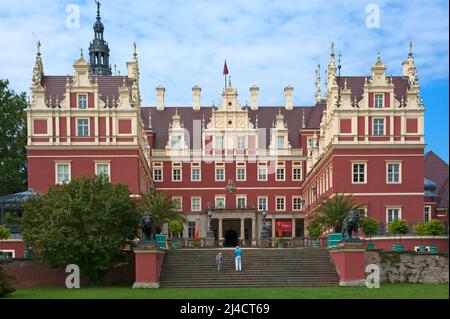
top-left (151, 148), bottom-right (304, 158)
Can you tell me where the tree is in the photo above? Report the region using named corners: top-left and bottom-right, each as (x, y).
top-left (21, 176), bottom-right (140, 285)
top-left (0, 266), bottom-right (15, 297)
top-left (414, 222), bottom-right (428, 237)
top-left (140, 192), bottom-right (187, 234)
top-left (388, 219), bottom-right (409, 243)
top-left (168, 220), bottom-right (183, 238)
top-left (0, 225), bottom-right (9, 240)
top-left (0, 80), bottom-right (28, 196)
top-left (426, 219), bottom-right (444, 237)
top-left (307, 219), bottom-right (324, 239)
top-left (361, 217), bottom-right (379, 241)
top-left (313, 193), bottom-right (364, 232)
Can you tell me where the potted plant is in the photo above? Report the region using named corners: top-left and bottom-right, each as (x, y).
top-left (275, 237), bottom-right (285, 248)
top-left (168, 220), bottom-right (183, 249)
top-left (426, 219), bottom-right (444, 253)
top-left (307, 219), bottom-right (323, 248)
top-left (361, 217), bottom-right (378, 249)
top-left (388, 219), bottom-right (409, 251)
top-left (414, 221), bottom-right (428, 252)
top-left (192, 238), bottom-right (201, 249)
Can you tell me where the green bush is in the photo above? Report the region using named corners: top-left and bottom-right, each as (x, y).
top-left (414, 222), bottom-right (428, 236)
top-left (426, 219), bottom-right (444, 236)
top-left (307, 219), bottom-right (323, 239)
top-left (0, 266), bottom-right (15, 297)
top-left (0, 225), bottom-right (10, 240)
top-left (388, 219), bottom-right (409, 242)
top-left (360, 217), bottom-right (379, 240)
top-left (168, 220), bottom-right (183, 237)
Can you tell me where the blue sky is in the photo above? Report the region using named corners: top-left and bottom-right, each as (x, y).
top-left (0, 0), bottom-right (448, 161)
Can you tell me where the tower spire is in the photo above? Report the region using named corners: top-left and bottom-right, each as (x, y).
top-left (315, 64), bottom-right (321, 103)
top-left (89, 0), bottom-right (112, 75)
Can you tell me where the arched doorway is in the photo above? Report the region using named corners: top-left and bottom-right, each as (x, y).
top-left (224, 229), bottom-right (238, 247)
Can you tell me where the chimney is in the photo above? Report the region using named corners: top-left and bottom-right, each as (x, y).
top-left (192, 85), bottom-right (201, 111)
top-left (156, 85), bottom-right (165, 111)
top-left (284, 85), bottom-right (294, 110)
top-left (250, 85), bottom-right (259, 110)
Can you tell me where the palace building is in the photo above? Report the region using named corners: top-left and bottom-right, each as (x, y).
top-left (26, 4), bottom-right (448, 247)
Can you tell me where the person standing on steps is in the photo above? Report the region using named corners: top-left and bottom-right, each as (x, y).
top-left (215, 252), bottom-right (223, 273)
top-left (234, 245), bottom-right (242, 271)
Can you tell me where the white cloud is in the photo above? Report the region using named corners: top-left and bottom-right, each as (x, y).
top-left (0, 0), bottom-right (448, 107)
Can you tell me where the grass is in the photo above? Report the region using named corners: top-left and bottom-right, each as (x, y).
top-left (9, 284), bottom-right (449, 299)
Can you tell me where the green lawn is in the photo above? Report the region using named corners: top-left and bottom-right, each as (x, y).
top-left (9, 284), bottom-right (449, 299)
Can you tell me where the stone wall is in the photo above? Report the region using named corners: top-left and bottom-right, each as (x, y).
top-left (366, 250), bottom-right (449, 284)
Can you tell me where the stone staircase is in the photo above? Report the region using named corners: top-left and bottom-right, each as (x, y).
top-left (159, 248), bottom-right (339, 288)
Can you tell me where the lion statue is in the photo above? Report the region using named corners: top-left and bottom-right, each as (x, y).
top-left (342, 210), bottom-right (361, 240)
top-left (140, 212), bottom-right (156, 241)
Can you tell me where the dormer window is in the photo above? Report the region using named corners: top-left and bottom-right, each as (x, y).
top-left (78, 94), bottom-right (87, 109)
top-left (374, 94), bottom-right (384, 108)
top-left (171, 135), bottom-right (182, 149)
top-left (277, 136), bottom-right (285, 149)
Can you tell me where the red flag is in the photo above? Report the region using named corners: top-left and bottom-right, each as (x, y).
top-left (223, 60), bottom-right (229, 75)
top-left (194, 220), bottom-right (200, 240)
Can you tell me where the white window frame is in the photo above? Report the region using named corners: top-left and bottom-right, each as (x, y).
top-left (0, 250), bottom-right (15, 259)
top-left (171, 135), bottom-right (182, 149)
top-left (236, 196), bottom-right (247, 209)
top-left (386, 161), bottom-right (402, 184)
top-left (55, 162), bottom-right (71, 185)
top-left (307, 137), bottom-right (314, 150)
top-left (172, 168), bottom-right (182, 182)
top-left (191, 167), bottom-right (201, 182)
top-left (276, 196), bottom-right (286, 211)
top-left (373, 118), bottom-right (385, 136)
top-left (292, 196), bottom-right (303, 211)
top-left (153, 168), bottom-right (163, 182)
top-left (276, 167), bottom-right (285, 181)
top-left (172, 196), bottom-right (183, 211)
top-left (424, 205), bottom-right (431, 222)
top-left (237, 136), bottom-right (245, 150)
top-left (215, 167), bottom-right (225, 181)
top-left (292, 167), bottom-right (302, 181)
top-left (77, 118), bottom-right (89, 137)
top-left (95, 162), bottom-right (111, 181)
top-left (215, 196), bottom-right (225, 209)
top-left (386, 207), bottom-right (402, 224)
top-left (191, 197), bottom-right (201, 212)
top-left (215, 136), bottom-right (224, 150)
top-left (236, 167), bottom-right (246, 181)
top-left (374, 93), bottom-right (384, 108)
top-left (352, 162), bottom-right (367, 184)
top-left (276, 135), bottom-right (285, 149)
top-left (258, 196), bottom-right (268, 211)
top-left (257, 166), bottom-right (268, 181)
top-left (78, 94), bottom-right (87, 109)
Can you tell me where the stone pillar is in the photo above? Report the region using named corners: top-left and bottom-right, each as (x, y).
top-left (271, 217), bottom-right (276, 247)
top-left (133, 247), bottom-right (165, 289)
top-left (329, 242), bottom-right (366, 286)
top-left (292, 218), bottom-right (296, 238)
top-left (218, 218), bottom-right (224, 244)
top-left (251, 218), bottom-right (256, 246)
top-left (240, 218), bottom-right (245, 245)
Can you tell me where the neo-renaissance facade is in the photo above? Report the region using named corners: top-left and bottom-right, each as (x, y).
top-left (26, 4), bottom-right (448, 247)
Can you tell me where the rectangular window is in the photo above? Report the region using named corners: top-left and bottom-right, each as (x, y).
top-left (172, 197), bottom-right (182, 211)
top-left (171, 136), bottom-right (182, 149)
top-left (236, 168), bottom-right (246, 181)
top-left (258, 197), bottom-right (267, 211)
top-left (352, 163), bottom-right (366, 184)
top-left (188, 222), bottom-right (196, 238)
top-left (387, 162), bottom-right (401, 184)
top-left (77, 119), bottom-right (89, 137)
top-left (258, 167), bottom-right (267, 181)
top-left (237, 136), bottom-right (245, 150)
top-left (153, 169), bottom-right (163, 181)
top-left (215, 136), bottom-right (224, 150)
top-left (307, 137), bottom-right (314, 150)
top-left (424, 206), bottom-right (431, 222)
top-left (374, 94), bottom-right (384, 108)
top-left (191, 168), bottom-right (201, 181)
top-left (191, 197), bottom-right (201, 212)
top-left (95, 163), bottom-right (110, 181)
top-left (215, 197), bottom-right (225, 209)
top-left (276, 197), bottom-right (285, 211)
top-left (215, 168), bottom-right (225, 181)
top-left (0, 250), bottom-right (14, 259)
top-left (293, 168), bottom-right (302, 181)
top-left (56, 163), bottom-right (70, 184)
top-left (373, 118), bottom-right (385, 136)
top-left (276, 168), bottom-right (285, 181)
top-left (172, 168), bottom-right (182, 181)
top-left (277, 136), bottom-right (285, 148)
top-left (387, 208), bottom-right (401, 223)
top-left (236, 197), bottom-right (246, 209)
top-left (293, 197), bottom-right (303, 211)
top-left (78, 94), bottom-right (87, 109)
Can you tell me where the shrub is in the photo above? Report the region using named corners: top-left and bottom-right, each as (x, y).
top-left (414, 222), bottom-right (428, 236)
top-left (0, 266), bottom-right (15, 297)
top-left (388, 219), bottom-right (409, 242)
top-left (360, 217), bottom-right (379, 240)
top-left (426, 219), bottom-right (444, 237)
top-left (307, 219), bottom-right (323, 239)
top-left (168, 220), bottom-right (183, 237)
top-left (0, 225), bottom-right (10, 240)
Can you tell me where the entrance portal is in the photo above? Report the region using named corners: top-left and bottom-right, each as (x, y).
top-left (224, 229), bottom-right (238, 247)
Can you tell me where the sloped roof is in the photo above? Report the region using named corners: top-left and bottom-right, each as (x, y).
top-left (424, 151), bottom-right (449, 209)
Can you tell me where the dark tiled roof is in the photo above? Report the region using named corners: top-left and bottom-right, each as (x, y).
top-left (42, 75), bottom-right (133, 103)
top-left (336, 76), bottom-right (410, 102)
top-left (141, 105), bottom-right (322, 149)
top-left (424, 151), bottom-right (449, 209)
